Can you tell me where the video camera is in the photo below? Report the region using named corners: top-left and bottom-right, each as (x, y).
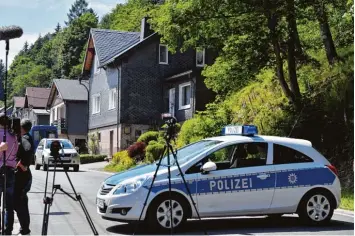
top-left (50, 140), bottom-right (62, 159)
top-left (161, 113), bottom-right (178, 140)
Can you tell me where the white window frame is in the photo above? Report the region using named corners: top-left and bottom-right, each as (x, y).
top-left (159, 44), bottom-right (168, 65)
top-left (108, 88), bottom-right (117, 110)
top-left (94, 55), bottom-right (100, 74)
top-left (92, 94), bottom-right (101, 114)
top-left (196, 49), bottom-right (205, 67)
top-left (179, 82), bottom-right (191, 110)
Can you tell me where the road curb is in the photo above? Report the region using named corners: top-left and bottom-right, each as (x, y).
top-left (80, 168), bottom-right (113, 175)
top-left (335, 209), bottom-right (354, 217)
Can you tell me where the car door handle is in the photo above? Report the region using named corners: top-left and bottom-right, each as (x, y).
top-left (257, 174), bottom-right (270, 180)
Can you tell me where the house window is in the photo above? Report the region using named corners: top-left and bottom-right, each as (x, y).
top-left (179, 82), bottom-right (191, 110)
top-left (92, 94), bottom-right (101, 114)
top-left (196, 49), bottom-right (205, 67)
top-left (94, 55), bottom-right (100, 74)
top-left (108, 88), bottom-right (117, 110)
top-left (159, 44), bottom-right (168, 64)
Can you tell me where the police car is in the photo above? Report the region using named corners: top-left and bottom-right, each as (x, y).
top-left (96, 125), bottom-right (341, 231)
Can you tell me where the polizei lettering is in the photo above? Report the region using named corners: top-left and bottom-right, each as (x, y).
top-left (209, 178), bottom-right (252, 191)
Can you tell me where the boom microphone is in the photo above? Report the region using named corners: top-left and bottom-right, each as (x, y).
top-left (0, 26), bottom-right (23, 41)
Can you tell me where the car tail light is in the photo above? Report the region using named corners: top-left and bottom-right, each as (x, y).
top-left (326, 164), bottom-right (338, 176)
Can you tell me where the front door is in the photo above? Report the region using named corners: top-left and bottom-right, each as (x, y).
top-left (194, 142), bottom-right (275, 216)
top-left (169, 88), bottom-right (175, 117)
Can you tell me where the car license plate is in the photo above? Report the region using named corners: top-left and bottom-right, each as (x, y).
top-left (96, 198), bottom-right (105, 209)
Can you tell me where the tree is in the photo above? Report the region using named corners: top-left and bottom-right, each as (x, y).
top-left (313, 0), bottom-right (338, 65)
top-left (101, 0), bottom-right (156, 31)
top-left (65, 0), bottom-right (95, 25)
top-left (22, 41), bottom-right (29, 54)
top-left (55, 23), bottom-right (61, 34)
top-left (59, 12), bottom-right (98, 78)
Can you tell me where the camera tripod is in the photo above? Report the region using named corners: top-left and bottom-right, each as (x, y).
top-left (41, 147), bottom-right (98, 235)
top-left (133, 117), bottom-right (207, 235)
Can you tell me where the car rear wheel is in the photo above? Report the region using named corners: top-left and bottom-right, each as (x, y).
top-left (147, 194), bottom-right (188, 232)
top-left (298, 192), bottom-right (334, 225)
top-left (73, 165), bottom-right (79, 172)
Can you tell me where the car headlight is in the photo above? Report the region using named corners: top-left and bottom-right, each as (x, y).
top-left (113, 177), bottom-right (148, 195)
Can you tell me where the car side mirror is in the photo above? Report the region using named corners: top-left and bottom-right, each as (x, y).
top-left (201, 161), bottom-right (217, 174)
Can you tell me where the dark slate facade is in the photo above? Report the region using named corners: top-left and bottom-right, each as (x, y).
top-left (82, 19), bottom-right (216, 151)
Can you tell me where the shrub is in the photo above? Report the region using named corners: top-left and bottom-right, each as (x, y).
top-left (88, 131), bottom-right (100, 154)
top-left (80, 154), bottom-right (107, 164)
top-left (106, 150), bottom-right (135, 172)
top-left (145, 142), bottom-right (165, 163)
top-left (137, 131), bottom-right (159, 144)
top-left (127, 142), bottom-right (146, 161)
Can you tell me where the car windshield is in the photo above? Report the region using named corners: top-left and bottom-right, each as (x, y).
top-left (46, 140), bottom-right (74, 149)
top-left (159, 140), bottom-right (222, 166)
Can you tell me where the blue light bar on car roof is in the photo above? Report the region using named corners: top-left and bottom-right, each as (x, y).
top-left (221, 125), bottom-right (258, 136)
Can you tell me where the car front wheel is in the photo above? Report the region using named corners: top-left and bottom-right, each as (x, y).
top-left (35, 157), bottom-right (41, 170)
top-left (73, 165), bottom-right (79, 172)
top-left (298, 192), bottom-right (334, 225)
top-left (147, 194), bottom-right (188, 232)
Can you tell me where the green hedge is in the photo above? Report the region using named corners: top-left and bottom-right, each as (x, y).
top-left (137, 131), bottom-right (159, 144)
top-left (145, 142), bottom-right (165, 163)
top-left (104, 151), bottom-right (135, 172)
top-left (80, 154), bottom-right (107, 164)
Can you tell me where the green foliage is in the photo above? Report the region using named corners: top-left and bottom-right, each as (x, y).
top-left (65, 0), bottom-right (95, 26)
top-left (80, 154), bottom-right (107, 164)
top-left (340, 188), bottom-right (354, 210)
top-left (137, 131), bottom-right (159, 144)
top-left (88, 132), bottom-right (100, 154)
top-left (177, 102), bottom-right (232, 147)
top-left (145, 142), bottom-right (165, 163)
top-left (105, 150), bottom-right (135, 172)
top-left (100, 0), bottom-right (154, 31)
top-left (8, 11), bottom-right (98, 97)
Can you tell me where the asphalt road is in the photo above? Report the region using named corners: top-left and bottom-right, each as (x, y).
top-left (24, 165), bottom-right (354, 235)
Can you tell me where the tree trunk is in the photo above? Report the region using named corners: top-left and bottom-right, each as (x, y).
top-left (288, 0), bottom-right (308, 63)
top-left (268, 14), bottom-right (296, 104)
top-left (314, 1), bottom-right (338, 65)
top-left (286, 0), bottom-right (302, 105)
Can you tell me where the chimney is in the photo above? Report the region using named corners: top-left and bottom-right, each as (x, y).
top-left (140, 17), bottom-right (153, 41)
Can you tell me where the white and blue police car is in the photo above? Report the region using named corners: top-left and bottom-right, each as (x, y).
top-left (96, 125), bottom-right (341, 231)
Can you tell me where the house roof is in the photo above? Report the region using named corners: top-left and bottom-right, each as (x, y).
top-left (47, 79), bottom-right (88, 108)
top-left (13, 97), bottom-right (25, 108)
top-left (53, 79), bottom-right (89, 101)
top-left (91, 29), bottom-right (141, 67)
top-left (25, 87), bottom-right (51, 108)
top-left (82, 29), bottom-right (155, 74)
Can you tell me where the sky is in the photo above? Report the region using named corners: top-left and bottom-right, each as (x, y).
top-left (0, 0), bottom-right (126, 67)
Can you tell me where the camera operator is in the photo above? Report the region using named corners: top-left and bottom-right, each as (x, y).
top-left (0, 113), bottom-right (19, 235)
top-left (14, 119), bottom-right (33, 235)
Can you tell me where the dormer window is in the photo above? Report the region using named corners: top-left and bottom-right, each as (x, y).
top-left (196, 49), bottom-right (205, 67)
top-left (159, 44), bottom-right (168, 64)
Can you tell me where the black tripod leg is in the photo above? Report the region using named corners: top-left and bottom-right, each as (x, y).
top-left (168, 145), bottom-right (208, 235)
top-left (133, 145), bottom-right (167, 235)
top-left (41, 159), bottom-right (51, 235)
top-left (42, 159), bottom-right (58, 235)
top-left (1, 40), bottom-right (9, 236)
top-left (166, 145), bottom-right (174, 235)
top-left (59, 159), bottom-right (98, 235)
